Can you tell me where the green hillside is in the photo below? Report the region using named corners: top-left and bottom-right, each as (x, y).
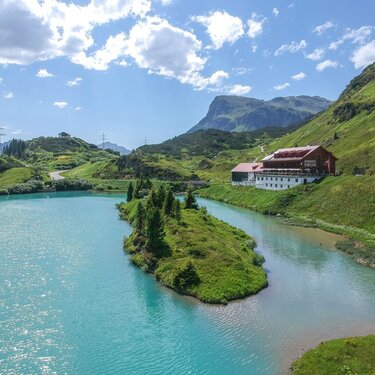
top-left (0, 167), bottom-right (34, 189)
top-left (269, 63), bottom-right (375, 175)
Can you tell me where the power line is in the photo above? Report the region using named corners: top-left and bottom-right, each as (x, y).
top-left (100, 131), bottom-right (106, 150)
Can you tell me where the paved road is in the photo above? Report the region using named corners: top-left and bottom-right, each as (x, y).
top-left (49, 171), bottom-right (66, 181)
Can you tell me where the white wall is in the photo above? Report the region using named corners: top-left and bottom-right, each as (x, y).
top-left (254, 174), bottom-right (321, 190)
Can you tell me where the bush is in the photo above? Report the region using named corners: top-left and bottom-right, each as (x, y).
top-left (53, 178), bottom-right (92, 191)
top-left (173, 261), bottom-right (200, 290)
top-left (0, 189), bottom-right (9, 195)
top-left (8, 180), bottom-right (43, 194)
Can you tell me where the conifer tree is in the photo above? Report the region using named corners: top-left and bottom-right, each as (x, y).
top-left (135, 201), bottom-right (146, 234)
top-left (172, 199), bottom-right (182, 222)
top-left (184, 188), bottom-right (198, 210)
top-left (127, 182), bottom-right (134, 202)
top-left (156, 185), bottom-right (166, 208)
top-left (145, 206), bottom-right (164, 255)
top-left (163, 188), bottom-right (174, 216)
top-left (134, 179), bottom-right (142, 199)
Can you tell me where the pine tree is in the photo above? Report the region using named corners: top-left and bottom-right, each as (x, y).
top-left (135, 201), bottom-right (146, 234)
top-left (127, 182), bottom-right (134, 202)
top-left (334, 131), bottom-right (339, 140)
top-left (145, 206), bottom-right (164, 255)
top-left (184, 188), bottom-right (198, 210)
top-left (163, 188), bottom-right (174, 216)
top-left (134, 179), bottom-right (142, 199)
top-left (172, 199), bottom-right (182, 222)
top-left (156, 185), bottom-right (166, 208)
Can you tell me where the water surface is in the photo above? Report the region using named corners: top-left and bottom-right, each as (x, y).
top-left (0, 192), bottom-right (374, 375)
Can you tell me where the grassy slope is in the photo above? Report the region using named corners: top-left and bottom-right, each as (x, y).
top-left (199, 176), bottom-right (375, 240)
top-left (292, 335), bottom-right (375, 375)
top-left (0, 167), bottom-right (34, 189)
top-left (119, 200), bottom-right (267, 304)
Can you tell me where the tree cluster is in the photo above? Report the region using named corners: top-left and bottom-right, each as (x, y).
top-left (3, 139), bottom-right (27, 159)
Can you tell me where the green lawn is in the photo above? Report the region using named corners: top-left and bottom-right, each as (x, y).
top-left (0, 168), bottom-right (34, 189)
top-left (292, 335), bottom-right (375, 375)
top-left (119, 200), bottom-right (267, 304)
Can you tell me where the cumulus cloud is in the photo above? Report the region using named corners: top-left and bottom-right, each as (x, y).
top-left (3, 92), bottom-right (14, 99)
top-left (274, 83), bottom-right (290, 90)
top-left (306, 48), bottom-right (325, 61)
top-left (124, 16), bottom-right (228, 91)
top-left (75, 106), bottom-right (82, 111)
top-left (247, 12), bottom-right (267, 39)
top-left (192, 11), bottom-right (244, 49)
top-left (316, 59), bottom-right (338, 71)
top-left (54, 101), bottom-right (68, 108)
top-left (73, 33), bottom-right (127, 70)
top-left (351, 40), bottom-right (375, 69)
top-left (272, 8), bottom-right (279, 17)
top-left (67, 77), bottom-right (82, 87)
top-left (314, 21), bottom-right (334, 35)
top-left (0, 0), bottom-right (151, 66)
top-left (227, 84), bottom-right (252, 95)
top-left (291, 72), bottom-right (306, 80)
top-left (329, 26), bottom-right (373, 50)
top-left (274, 40), bottom-right (307, 56)
top-left (36, 69), bottom-right (54, 78)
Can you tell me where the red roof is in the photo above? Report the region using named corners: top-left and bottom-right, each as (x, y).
top-left (231, 163), bottom-right (263, 172)
top-left (261, 145), bottom-right (333, 162)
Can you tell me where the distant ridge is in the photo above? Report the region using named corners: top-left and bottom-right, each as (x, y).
top-left (98, 141), bottom-right (131, 155)
top-left (0, 140), bottom-right (11, 154)
top-left (188, 95), bottom-right (331, 133)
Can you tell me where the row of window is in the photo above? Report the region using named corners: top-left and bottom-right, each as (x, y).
top-left (257, 176), bottom-right (299, 182)
top-left (265, 183), bottom-right (291, 189)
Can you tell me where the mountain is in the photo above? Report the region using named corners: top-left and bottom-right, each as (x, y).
top-left (188, 95), bottom-right (331, 133)
top-left (0, 140), bottom-right (11, 154)
top-left (270, 62), bottom-right (375, 175)
top-left (98, 142), bottom-right (131, 155)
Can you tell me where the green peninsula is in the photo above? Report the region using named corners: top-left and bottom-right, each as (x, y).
top-left (118, 182), bottom-right (267, 304)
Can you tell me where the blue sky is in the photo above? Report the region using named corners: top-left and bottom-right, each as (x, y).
top-left (0, 0), bottom-right (375, 148)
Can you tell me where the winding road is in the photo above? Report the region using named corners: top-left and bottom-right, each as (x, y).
top-left (49, 170), bottom-right (66, 181)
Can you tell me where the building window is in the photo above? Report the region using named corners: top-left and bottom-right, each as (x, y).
top-left (266, 183), bottom-right (268, 187)
top-left (266, 177), bottom-right (268, 181)
top-left (275, 184), bottom-right (277, 187)
top-left (288, 178), bottom-right (290, 182)
top-left (261, 177), bottom-right (264, 180)
top-left (275, 177), bottom-right (278, 181)
top-left (281, 178), bottom-right (283, 181)
top-left (288, 185), bottom-right (290, 188)
top-left (295, 178), bottom-right (299, 182)
top-left (270, 177), bottom-right (273, 181)
top-left (270, 183), bottom-right (272, 187)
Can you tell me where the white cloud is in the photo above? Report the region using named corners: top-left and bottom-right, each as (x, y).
top-left (75, 106), bottom-right (82, 111)
top-left (159, 0), bottom-right (172, 5)
top-left (273, 82), bottom-right (290, 90)
top-left (351, 40), bottom-right (375, 69)
top-left (329, 26), bottom-right (373, 50)
top-left (306, 48), bottom-right (325, 61)
top-left (67, 77), bottom-right (82, 87)
top-left (192, 11), bottom-right (244, 49)
top-left (0, 77), bottom-right (3, 84)
top-left (36, 69), bottom-right (54, 78)
top-left (314, 21), bottom-right (334, 35)
top-left (291, 72), bottom-right (306, 80)
top-left (232, 67), bottom-right (253, 76)
top-left (3, 92), bottom-right (14, 99)
top-left (316, 59), bottom-right (338, 71)
top-left (0, 0), bottom-right (151, 66)
top-left (11, 129), bottom-right (22, 135)
top-left (272, 8), bottom-right (279, 17)
top-left (73, 33), bottom-right (127, 70)
top-left (247, 12), bottom-right (267, 39)
top-left (227, 84), bottom-right (252, 95)
top-left (274, 40), bottom-right (307, 56)
top-left (54, 101), bottom-right (68, 108)
top-left (124, 16), bottom-right (227, 91)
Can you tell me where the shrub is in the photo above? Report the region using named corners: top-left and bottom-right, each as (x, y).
top-left (53, 178), bottom-right (92, 191)
top-left (8, 180), bottom-right (43, 194)
top-left (0, 189), bottom-right (9, 195)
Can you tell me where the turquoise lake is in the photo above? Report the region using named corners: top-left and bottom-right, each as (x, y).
top-left (0, 192), bottom-right (375, 374)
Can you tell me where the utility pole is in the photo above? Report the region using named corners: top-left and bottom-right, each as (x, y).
top-left (0, 127), bottom-right (6, 144)
top-left (100, 131), bottom-right (106, 150)
top-left (144, 136), bottom-right (148, 145)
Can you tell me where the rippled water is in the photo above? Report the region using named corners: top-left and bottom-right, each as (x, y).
top-left (0, 192), bottom-right (374, 375)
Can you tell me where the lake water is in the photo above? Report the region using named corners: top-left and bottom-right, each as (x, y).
top-left (0, 192), bottom-right (374, 375)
